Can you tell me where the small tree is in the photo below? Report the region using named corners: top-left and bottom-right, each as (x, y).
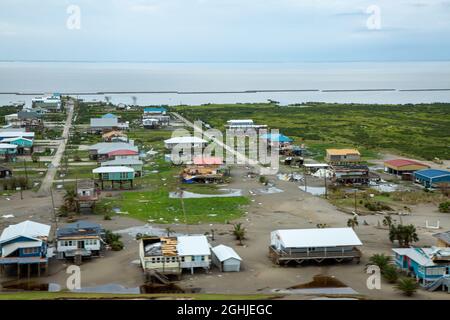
top-left (389, 224), bottom-right (419, 247)
top-left (347, 216), bottom-right (359, 229)
top-left (396, 277), bottom-right (418, 297)
top-left (104, 230), bottom-right (124, 251)
top-left (382, 265), bottom-right (399, 284)
top-left (438, 201), bottom-right (450, 213)
top-left (382, 215), bottom-right (393, 228)
top-left (232, 223), bottom-right (246, 245)
top-left (63, 188), bottom-right (78, 213)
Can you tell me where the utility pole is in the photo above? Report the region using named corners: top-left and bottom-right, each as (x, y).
top-left (303, 165), bottom-right (307, 192)
top-left (23, 159), bottom-right (29, 187)
top-left (179, 188), bottom-right (189, 235)
top-left (324, 173), bottom-right (328, 199)
top-left (354, 190), bottom-right (357, 215)
top-left (50, 188), bottom-right (58, 243)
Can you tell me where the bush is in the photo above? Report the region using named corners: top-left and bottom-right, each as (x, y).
top-left (364, 201), bottom-right (392, 212)
top-left (259, 176), bottom-right (268, 185)
top-left (438, 201), bottom-right (450, 213)
top-left (104, 230), bottom-right (124, 251)
top-left (396, 278), bottom-right (419, 297)
top-left (110, 241), bottom-right (124, 251)
top-left (368, 253), bottom-right (391, 270)
top-left (382, 265), bottom-right (399, 283)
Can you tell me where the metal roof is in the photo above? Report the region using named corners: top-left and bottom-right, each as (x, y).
top-left (212, 244), bottom-right (242, 262)
top-left (384, 159), bottom-right (429, 168)
top-left (164, 136), bottom-right (207, 144)
top-left (57, 221), bottom-right (102, 238)
top-left (433, 231), bottom-right (450, 245)
top-left (193, 156), bottom-right (223, 165)
top-left (101, 113), bottom-right (118, 119)
top-left (89, 142), bottom-right (137, 154)
top-left (107, 149), bottom-right (139, 157)
top-left (102, 158), bottom-right (143, 166)
top-left (0, 131), bottom-right (35, 139)
top-left (2, 241), bottom-right (42, 257)
top-left (144, 107), bottom-right (166, 112)
top-left (177, 235), bottom-right (210, 256)
top-left (272, 228), bottom-right (362, 248)
top-left (90, 118), bottom-right (118, 127)
top-left (0, 220), bottom-right (50, 244)
top-left (0, 143), bottom-right (18, 149)
top-left (326, 149), bottom-right (360, 156)
top-left (93, 166), bottom-right (134, 174)
top-left (261, 133), bottom-right (293, 143)
top-left (392, 247), bottom-right (450, 267)
top-left (414, 169), bottom-right (450, 179)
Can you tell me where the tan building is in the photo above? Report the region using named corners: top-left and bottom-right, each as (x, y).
top-left (325, 148), bottom-right (361, 164)
top-left (433, 231), bottom-right (450, 248)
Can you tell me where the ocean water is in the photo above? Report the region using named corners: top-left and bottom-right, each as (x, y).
top-left (1, 61), bottom-right (450, 106)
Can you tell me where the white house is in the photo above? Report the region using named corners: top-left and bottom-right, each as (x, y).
top-left (269, 228), bottom-right (363, 265)
top-left (56, 221), bottom-right (104, 261)
top-left (164, 136), bottom-right (208, 150)
top-left (177, 235), bottom-right (211, 274)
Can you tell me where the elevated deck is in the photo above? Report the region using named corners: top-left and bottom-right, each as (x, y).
top-left (269, 246), bottom-right (362, 265)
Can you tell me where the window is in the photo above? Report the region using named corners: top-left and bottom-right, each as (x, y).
top-left (201, 256), bottom-right (205, 261)
top-left (426, 267), bottom-right (446, 276)
top-left (181, 257), bottom-right (185, 262)
top-left (120, 172), bottom-right (128, 179)
top-left (23, 247), bottom-right (39, 254)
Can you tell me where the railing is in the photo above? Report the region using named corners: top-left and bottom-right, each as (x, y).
top-left (270, 246), bottom-right (362, 260)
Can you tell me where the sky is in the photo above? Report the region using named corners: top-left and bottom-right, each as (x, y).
top-left (0, 0), bottom-right (450, 62)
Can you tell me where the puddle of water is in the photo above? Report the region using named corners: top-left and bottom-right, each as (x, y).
top-left (299, 186), bottom-right (326, 196)
top-left (274, 275), bottom-right (358, 296)
top-left (289, 275), bottom-right (346, 289)
top-left (1, 281), bottom-right (61, 292)
top-left (2, 281), bottom-right (198, 295)
top-left (169, 189), bottom-right (242, 199)
top-left (115, 225), bottom-right (190, 238)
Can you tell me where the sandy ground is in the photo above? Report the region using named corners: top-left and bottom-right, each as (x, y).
top-left (1, 164), bottom-right (449, 300)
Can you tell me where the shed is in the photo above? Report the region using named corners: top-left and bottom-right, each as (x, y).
top-left (414, 169), bottom-right (450, 188)
top-left (261, 133), bottom-right (293, 143)
top-left (211, 245), bottom-right (242, 272)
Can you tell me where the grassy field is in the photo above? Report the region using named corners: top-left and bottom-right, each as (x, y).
top-left (101, 154), bottom-right (249, 224)
top-left (172, 102), bottom-right (450, 160)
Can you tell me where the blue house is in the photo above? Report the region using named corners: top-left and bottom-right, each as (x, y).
top-left (0, 220), bottom-right (51, 277)
top-left (393, 247), bottom-right (450, 290)
top-left (144, 107), bottom-right (167, 115)
top-left (414, 169), bottom-right (450, 188)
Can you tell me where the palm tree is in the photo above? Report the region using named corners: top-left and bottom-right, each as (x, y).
top-left (382, 215), bottom-right (393, 228)
top-left (232, 223), bottom-right (246, 245)
top-left (368, 253), bottom-right (391, 270)
top-left (396, 277), bottom-right (418, 297)
top-left (389, 224), bottom-right (419, 247)
top-left (347, 216), bottom-right (359, 229)
top-left (382, 265), bottom-right (399, 283)
top-left (64, 188), bottom-right (77, 213)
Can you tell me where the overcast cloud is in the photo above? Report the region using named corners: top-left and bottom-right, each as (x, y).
top-left (0, 0), bottom-right (449, 61)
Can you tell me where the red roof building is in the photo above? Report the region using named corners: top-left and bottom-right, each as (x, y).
top-left (193, 156), bottom-right (223, 166)
top-left (107, 149), bottom-right (139, 158)
top-left (384, 159), bottom-right (430, 177)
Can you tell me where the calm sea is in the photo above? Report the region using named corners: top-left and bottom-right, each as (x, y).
top-left (1, 61), bottom-right (450, 106)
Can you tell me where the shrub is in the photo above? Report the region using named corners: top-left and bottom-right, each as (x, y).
top-left (382, 265), bottom-right (399, 283)
top-left (368, 253), bottom-right (391, 270)
top-left (438, 201), bottom-right (450, 213)
top-left (396, 278), bottom-right (419, 297)
top-left (104, 230), bottom-right (124, 251)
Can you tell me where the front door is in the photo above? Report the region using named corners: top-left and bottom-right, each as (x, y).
top-left (78, 241), bottom-right (85, 249)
